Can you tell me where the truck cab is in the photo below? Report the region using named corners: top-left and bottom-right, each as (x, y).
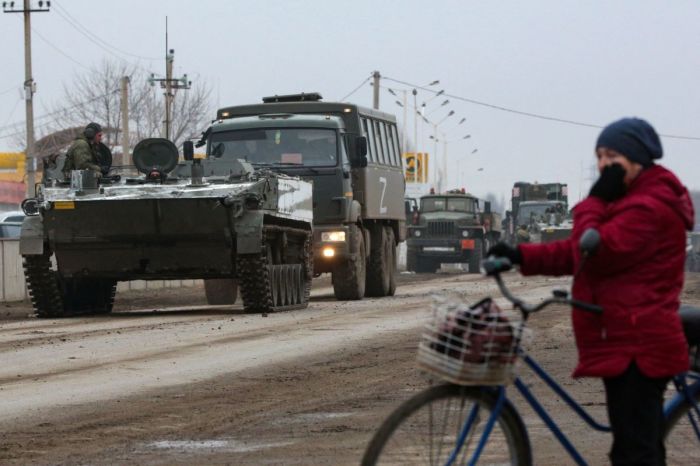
top-left (406, 189), bottom-right (501, 273)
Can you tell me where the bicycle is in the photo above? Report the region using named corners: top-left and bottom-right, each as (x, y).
top-left (362, 237), bottom-right (700, 465)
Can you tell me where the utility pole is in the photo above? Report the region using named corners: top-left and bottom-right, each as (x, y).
top-left (401, 90), bottom-right (407, 156)
top-left (442, 134), bottom-right (448, 191)
top-left (164, 47), bottom-right (173, 139)
top-left (148, 17), bottom-right (191, 141)
top-left (412, 89), bottom-right (418, 182)
top-left (119, 76), bottom-right (129, 166)
top-left (372, 70), bottom-right (381, 110)
top-left (3, 0), bottom-right (50, 198)
top-left (432, 123), bottom-right (439, 191)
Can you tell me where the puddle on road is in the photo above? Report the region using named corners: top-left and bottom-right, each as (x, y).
top-left (146, 439), bottom-right (295, 453)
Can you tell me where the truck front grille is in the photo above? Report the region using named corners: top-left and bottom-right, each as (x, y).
top-left (427, 221), bottom-right (455, 237)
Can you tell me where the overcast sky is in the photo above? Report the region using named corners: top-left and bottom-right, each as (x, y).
top-left (1, 0), bottom-right (698, 207)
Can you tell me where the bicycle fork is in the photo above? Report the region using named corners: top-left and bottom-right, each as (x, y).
top-left (445, 386), bottom-right (507, 466)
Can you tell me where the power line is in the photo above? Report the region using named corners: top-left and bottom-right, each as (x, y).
top-left (53, 1), bottom-right (160, 61)
top-left (0, 85), bottom-right (19, 97)
top-left (339, 76), bottom-right (371, 102)
top-left (382, 76), bottom-right (700, 141)
top-left (32, 26), bottom-right (91, 71)
top-left (51, 2), bottom-right (156, 76)
top-left (0, 88), bottom-right (120, 136)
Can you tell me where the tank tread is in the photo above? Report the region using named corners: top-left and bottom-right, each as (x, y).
top-left (237, 226), bottom-right (312, 313)
top-left (23, 254), bottom-right (65, 318)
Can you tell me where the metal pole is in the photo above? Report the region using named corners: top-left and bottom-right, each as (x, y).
top-left (23, 0), bottom-right (35, 197)
top-left (412, 89), bottom-right (418, 182)
top-left (372, 70), bottom-right (381, 110)
top-left (120, 76), bottom-right (130, 166)
top-left (433, 123), bottom-right (439, 191)
top-left (443, 134), bottom-right (448, 190)
top-left (401, 90), bottom-right (407, 154)
top-left (164, 49), bottom-right (174, 140)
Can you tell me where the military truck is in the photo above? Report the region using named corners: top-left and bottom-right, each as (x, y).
top-left (503, 181), bottom-right (570, 245)
top-left (213, 93), bottom-right (406, 300)
top-left (20, 138), bottom-right (313, 317)
top-left (687, 232), bottom-right (700, 273)
top-left (406, 189), bottom-right (501, 273)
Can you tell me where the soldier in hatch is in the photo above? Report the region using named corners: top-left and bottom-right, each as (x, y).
top-left (63, 122), bottom-right (110, 178)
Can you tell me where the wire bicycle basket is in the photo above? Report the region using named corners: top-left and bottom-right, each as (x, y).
top-left (417, 295), bottom-right (529, 385)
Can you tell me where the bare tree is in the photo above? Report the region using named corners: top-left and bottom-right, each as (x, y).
top-left (33, 59), bottom-right (211, 155)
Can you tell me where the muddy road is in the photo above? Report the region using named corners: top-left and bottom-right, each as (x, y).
top-left (1, 272), bottom-right (699, 465)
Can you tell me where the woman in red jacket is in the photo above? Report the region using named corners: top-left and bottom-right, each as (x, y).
top-left (489, 118), bottom-right (695, 466)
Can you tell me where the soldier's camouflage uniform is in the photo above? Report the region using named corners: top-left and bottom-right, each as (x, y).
top-left (63, 136), bottom-right (102, 177)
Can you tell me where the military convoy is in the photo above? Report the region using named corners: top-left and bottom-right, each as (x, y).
top-left (19, 92), bottom-right (406, 317)
top-left (405, 189), bottom-right (501, 273)
top-left (20, 138), bottom-right (314, 316)
top-left (502, 181), bottom-right (571, 245)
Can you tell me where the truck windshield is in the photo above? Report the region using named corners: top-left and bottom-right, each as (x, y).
top-left (421, 197), bottom-right (474, 212)
top-left (518, 203), bottom-right (561, 223)
top-left (208, 128), bottom-right (338, 167)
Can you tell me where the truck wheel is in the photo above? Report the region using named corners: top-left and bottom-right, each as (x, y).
top-left (468, 239), bottom-right (484, 273)
top-left (386, 227), bottom-right (397, 296)
top-left (204, 279), bottom-right (238, 305)
top-left (365, 225), bottom-right (391, 297)
top-left (332, 225), bottom-right (366, 300)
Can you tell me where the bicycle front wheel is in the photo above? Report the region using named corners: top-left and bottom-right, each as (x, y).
top-left (362, 383), bottom-right (532, 466)
top-left (664, 378), bottom-right (700, 464)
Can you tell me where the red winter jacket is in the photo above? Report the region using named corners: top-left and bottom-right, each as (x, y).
top-left (519, 165), bottom-right (694, 378)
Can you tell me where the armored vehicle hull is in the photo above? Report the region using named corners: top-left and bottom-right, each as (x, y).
top-left (21, 138), bottom-right (313, 317)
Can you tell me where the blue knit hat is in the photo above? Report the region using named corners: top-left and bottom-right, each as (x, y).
top-left (595, 118), bottom-right (662, 168)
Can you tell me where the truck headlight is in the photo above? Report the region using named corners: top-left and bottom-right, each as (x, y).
top-left (414, 230), bottom-right (421, 237)
top-left (321, 231), bottom-right (346, 242)
top-left (461, 230), bottom-right (469, 238)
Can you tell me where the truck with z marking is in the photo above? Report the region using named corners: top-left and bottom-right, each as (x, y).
top-left (213, 92), bottom-right (406, 300)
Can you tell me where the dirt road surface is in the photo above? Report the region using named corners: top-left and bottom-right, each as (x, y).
top-left (1, 272), bottom-right (698, 465)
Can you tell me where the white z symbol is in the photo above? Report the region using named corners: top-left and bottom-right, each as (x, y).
top-left (379, 177), bottom-right (388, 215)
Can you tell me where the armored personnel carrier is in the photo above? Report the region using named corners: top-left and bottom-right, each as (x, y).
top-left (20, 138), bottom-right (313, 317)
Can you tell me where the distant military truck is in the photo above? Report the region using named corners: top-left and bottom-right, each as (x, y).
top-left (503, 181), bottom-right (570, 245)
top-left (687, 232), bottom-right (700, 273)
top-left (21, 138), bottom-right (313, 316)
top-left (214, 92), bottom-right (405, 300)
top-left (406, 189), bottom-right (501, 273)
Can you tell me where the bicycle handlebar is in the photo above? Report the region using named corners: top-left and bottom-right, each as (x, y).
top-left (482, 256), bottom-right (604, 317)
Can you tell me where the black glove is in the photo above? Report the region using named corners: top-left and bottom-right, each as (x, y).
top-left (589, 164), bottom-right (626, 202)
top-left (487, 242), bottom-right (522, 265)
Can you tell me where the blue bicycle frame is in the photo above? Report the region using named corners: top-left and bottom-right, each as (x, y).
top-left (447, 355), bottom-right (700, 466)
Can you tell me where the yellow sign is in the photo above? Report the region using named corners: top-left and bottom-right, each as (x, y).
top-left (54, 201), bottom-right (75, 210)
top-left (0, 153), bottom-right (25, 183)
top-left (403, 152), bottom-right (429, 183)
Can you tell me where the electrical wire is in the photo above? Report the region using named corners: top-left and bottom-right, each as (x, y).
top-left (339, 76), bottom-right (371, 102)
top-left (383, 76), bottom-right (700, 141)
top-left (53, 1), bottom-right (160, 61)
top-left (32, 27), bottom-right (92, 71)
top-left (0, 89), bottom-right (120, 137)
top-left (0, 85), bottom-right (18, 97)
top-left (51, 2), bottom-right (156, 76)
